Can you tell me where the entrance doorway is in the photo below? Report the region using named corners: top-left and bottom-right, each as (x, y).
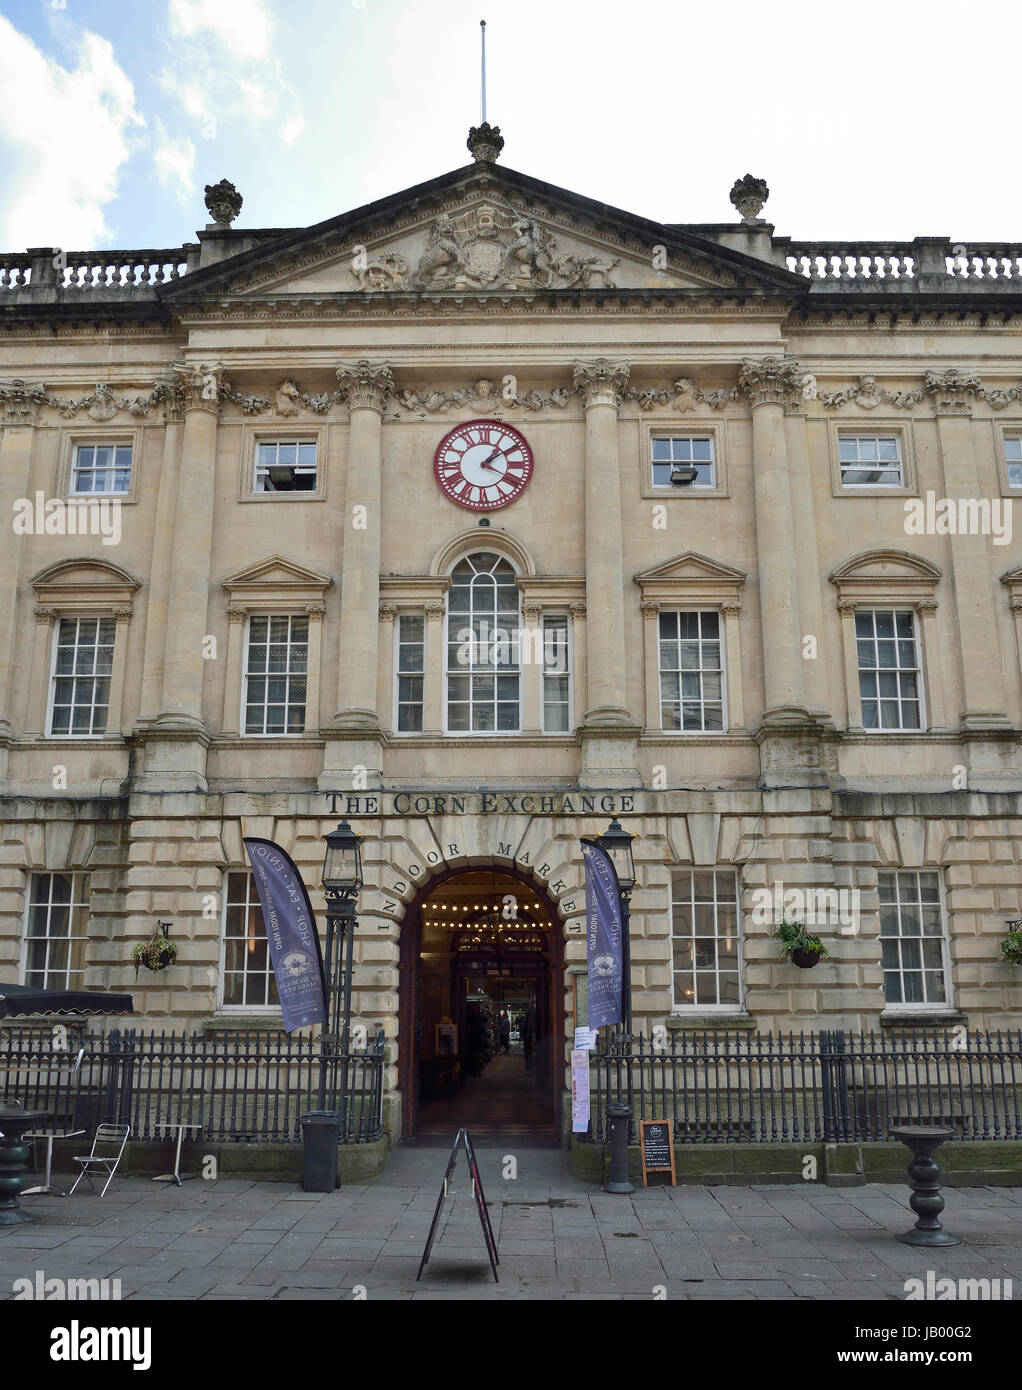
top-left (398, 866), bottom-right (563, 1144)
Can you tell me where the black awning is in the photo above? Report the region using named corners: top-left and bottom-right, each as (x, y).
top-left (0, 983), bottom-right (134, 1018)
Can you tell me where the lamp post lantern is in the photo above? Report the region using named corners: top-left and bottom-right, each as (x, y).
top-left (319, 820), bottom-right (363, 1117)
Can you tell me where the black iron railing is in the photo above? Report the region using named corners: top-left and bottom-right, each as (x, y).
top-left (584, 1030), bottom-right (1022, 1145)
top-left (0, 1026), bottom-right (386, 1144)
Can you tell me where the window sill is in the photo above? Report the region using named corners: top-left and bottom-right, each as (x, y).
top-left (67, 493), bottom-right (139, 505)
top-left (200, 1013), bottom-right (288, 1034)
top-left (879, 1010), bottom-right (967, 1029)
top-left (238, 492), bottom-right (326, 503)
top-left (665, 1011), bottom-right (755, 1030)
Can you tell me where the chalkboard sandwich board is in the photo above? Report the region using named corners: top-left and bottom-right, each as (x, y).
top-left (417, 1128), bottom-right (499, 1282)
top-left (639, 1120), bottom-right (677, 1187)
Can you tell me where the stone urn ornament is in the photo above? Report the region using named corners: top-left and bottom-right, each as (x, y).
top-left (467, 122), bottom-right (504, 163)
top-left (204, 179), bottom-right (243, 227)
top-left (730, 174), bottom-right (769, 223)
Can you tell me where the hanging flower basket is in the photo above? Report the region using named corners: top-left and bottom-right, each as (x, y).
top-left (774, 916), bottom-right (829, 969)
top-left (131, 923), bottom-right (177, 978)
top-left (999, 931), bottom-right (1022, 968)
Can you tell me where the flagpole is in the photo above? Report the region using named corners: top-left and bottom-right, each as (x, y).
top-left (480, 19), bottom-right (487, 124)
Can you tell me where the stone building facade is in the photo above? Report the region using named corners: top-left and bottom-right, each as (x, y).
top-left (2, 130), bottom-right (1022, 1139)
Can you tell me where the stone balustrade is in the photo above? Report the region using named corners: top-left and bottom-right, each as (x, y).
top-left (0, 247), bottom-right (197, 295)
top-left (0, 253), bottom-right (33, 288)
top-left (782, 237), bottom-right (1022, 289)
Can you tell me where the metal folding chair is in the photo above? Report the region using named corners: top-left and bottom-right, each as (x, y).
top-left (67, 1123), bottom-right (130, 1197)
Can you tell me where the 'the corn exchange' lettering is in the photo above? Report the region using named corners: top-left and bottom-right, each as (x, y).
top-left (325, 790), bottom-right (634, 817)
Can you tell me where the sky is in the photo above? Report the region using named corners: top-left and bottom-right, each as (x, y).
top-left (0, 0), bottom-right (1019, 254)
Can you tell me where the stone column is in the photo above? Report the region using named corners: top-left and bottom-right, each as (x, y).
top-left (141, 364), bottom-right (222, 789)
top-left (573, 360), bottom-right (640, 788)
top-left (784, 410), bottom-right (831, 723)
top-left (319, 360), bottom-right (393, 790)
top-left (926, 370), bottom-right (1010, 734)
top-left (0, 404), bottom-right (38, 772)
top-left (137, 419), bottom-right (183, 722)
top-left (574, 359), bottom-right (631, 726)
top-left (739, 357), bottom-right (808, 722)
top-left (739, 356), bottom-right (821, 787)
top-left (423, 601), bottom-right (445, 734)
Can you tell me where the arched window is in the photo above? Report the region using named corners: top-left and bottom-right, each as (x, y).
top-left (445, 553), bottom-right (521, 733)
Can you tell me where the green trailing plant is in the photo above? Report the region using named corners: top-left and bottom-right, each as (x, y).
top-left (999, 931), bottom-right (1022, 968)
top-left (132, 925), bottom-right (178, 978)
top-left (774, 915), bottom-right (830, 963)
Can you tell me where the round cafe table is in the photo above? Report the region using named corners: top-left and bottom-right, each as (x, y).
top-left (0, 1108), bottom-right (52, 1226)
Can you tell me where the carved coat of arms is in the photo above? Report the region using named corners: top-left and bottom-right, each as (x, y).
top-left (405, 203), bottom-right (618, 292)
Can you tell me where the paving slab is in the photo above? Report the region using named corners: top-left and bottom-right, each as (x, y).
top-left (3, 1160), bottom-right (1020, 1302)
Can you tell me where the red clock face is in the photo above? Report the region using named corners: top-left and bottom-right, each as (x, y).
top-left (433, 419), bottom-right (533, 511)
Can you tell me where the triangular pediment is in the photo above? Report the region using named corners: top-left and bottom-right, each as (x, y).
top-left (222, 556), bottom-right (333, 592)
top-left (164, 163), bottom-right (804, 305)
top-left (635, 551), bottom-right (748, 586)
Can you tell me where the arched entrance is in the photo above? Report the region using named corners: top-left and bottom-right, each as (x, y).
top-left (398, 864), bottom-right (564, 1144)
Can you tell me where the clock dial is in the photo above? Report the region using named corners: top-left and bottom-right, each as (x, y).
top-left (433, 419), bottom-right (534, 511)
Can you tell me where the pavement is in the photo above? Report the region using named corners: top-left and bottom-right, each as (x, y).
top-left (2, 1145), bottom-right (1021, 1301)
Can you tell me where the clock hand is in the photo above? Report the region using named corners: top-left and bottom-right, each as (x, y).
top-left (479, 449), bottom-right (506, 471)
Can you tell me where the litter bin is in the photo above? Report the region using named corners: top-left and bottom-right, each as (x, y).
top-left (299, 1110), bottom-right (341, 1192)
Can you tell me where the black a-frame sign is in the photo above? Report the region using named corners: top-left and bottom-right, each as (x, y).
top-left (416, 1128), bottom-right (500, 1283)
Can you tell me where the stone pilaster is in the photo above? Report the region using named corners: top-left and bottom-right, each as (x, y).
top-left (319, 360), bottom-right (393, 790)
top-left (739, 356), bottom-right (822, 787)
top-left (376, 604), bottom-right (397, 733)
top-left (25, 607), bottom-right (58, 739)
top-left (522, 601), bottom-right (543, 735)
top-left (573, 359), bottom-right (640, 788)
top-left (423, 601), bottom-right (445, 734)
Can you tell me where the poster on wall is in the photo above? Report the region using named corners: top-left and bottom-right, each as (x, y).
top-left (571, 1048), bottom-right (591, 1133)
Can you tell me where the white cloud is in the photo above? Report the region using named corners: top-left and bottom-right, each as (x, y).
top-left (168, 0), bottom-right (273, 63)
top-left (0, 16), bottom-right (145, 250)
top-left (153, 120), bottom-right (196, 203)
top-left (160, 0), bottom-right (304, 146)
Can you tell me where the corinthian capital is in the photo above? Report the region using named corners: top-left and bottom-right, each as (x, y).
top-left (738, 355), bottom-right (805, 409)
top-left (924, 367), bottom-right (982, 416)
top-left (572, 358), bottom-right (630, 409)
top-left (157, 361), bottom-right (227, 420)
top-left (0, 378), bottom-right (48, 424)
top-left (335, 360), bottom-right (394, 413)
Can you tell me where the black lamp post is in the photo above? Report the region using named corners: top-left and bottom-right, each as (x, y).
top-left (319, 820), bottom-right (363, 1120)
top-left (596, 818), bottom-right (635, 1035)
top-left (596, 818), bottom-right (636, 1195)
